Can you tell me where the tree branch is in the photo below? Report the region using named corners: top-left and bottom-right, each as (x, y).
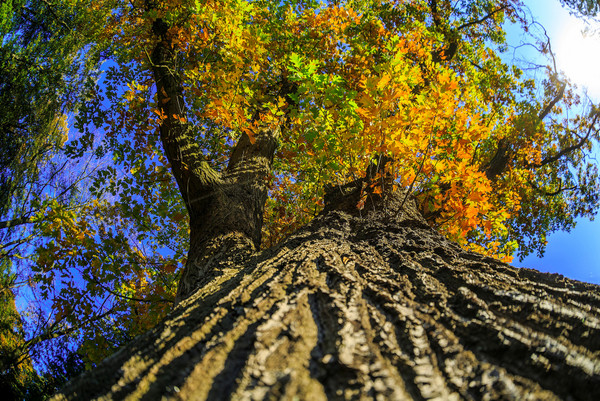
top-left (482, 78), bottom-right (567, 181)
top-left (38, 0), bottom-right (71, 31)
top-left (457, 5), bottom-right (509, 31)
top-left (538, 81), bottom-right (566, 121)
top-left (150, 23), bottom-right (222, 218)
top-left (0, 215), bottom-right (33, 230)
top-left (23, 307), bottom-right (115, 351)
top-left (528, 178), bottom-right (578, 196)
top-left (530, 112), bottom-right (599, 169)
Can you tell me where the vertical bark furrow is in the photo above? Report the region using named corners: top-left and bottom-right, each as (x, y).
top-left (175, 279), bottom-right (299, 400)
top-left (377, 232), bottom-right (600, 357)
top-left (429, 276), bottom-right (598, 399)
top-left (354, 217), bottom-right (598, 400)
top-left (362, 276), bottom-right (466, 401)
top-left (362, 296), bottom-right (422, 400)
top-left (484, 288), bottom-right (600, 352)
top-left (417, 257), bottom-right (600, 353)
top-left (308, 289), bottom-right (364, 399)
top-left (231, 290), bottom-right (326, 400)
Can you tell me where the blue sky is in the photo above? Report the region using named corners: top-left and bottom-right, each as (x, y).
top-left (509, 0), bottom-right (600, 284)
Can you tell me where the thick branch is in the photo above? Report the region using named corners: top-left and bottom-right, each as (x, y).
top-left (429, 0), bottom-right (459, 62)
top-left (38, 0), bottom-right (71, 31)
top-left (530, 112), bottom-right (599, 169)
top-left (0, 215), bottom-right (32, 229)
top-left (483, 81), bottom-right (567, 180)
top-left (483, 139), bottom-right (511, 181)
top-left (431, 4), bottom-right (509, 63)
top-left (538, 81), bottom-right (566, 121)
top-left (456, 5), bottom-right (509, 31)
top-left (528, 179), bottom-right (578, 197)
top-left (151, 27), bottom-right (221, 219)
top-left (429, 0), bottom-right (445, 28)
top-left (150, 20), bottom-right (287, 302)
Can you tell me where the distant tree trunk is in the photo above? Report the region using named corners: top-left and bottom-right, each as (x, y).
top-left (53, 186), bottom-right (600, 401)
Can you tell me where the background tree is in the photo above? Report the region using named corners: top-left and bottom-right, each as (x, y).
top-left (0, 265), bottom-right (34, 400)
top-left (1, 265), bottom-right (86, 400)
top-left (1, 0), bottom-right (185, 386)
top-left (0, 0), bottom-right (108, 393)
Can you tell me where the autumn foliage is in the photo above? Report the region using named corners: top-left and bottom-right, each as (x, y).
top-left (91, 0), bottom-right (595, 262)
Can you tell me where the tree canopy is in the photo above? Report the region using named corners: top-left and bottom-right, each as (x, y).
top-left (2, 0), bottom-right (599, 394)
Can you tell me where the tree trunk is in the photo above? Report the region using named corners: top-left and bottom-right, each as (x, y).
top-left (52, 188), bottom-right (600, 400)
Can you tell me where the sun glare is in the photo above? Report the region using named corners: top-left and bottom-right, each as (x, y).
top-left (554, 24), bottom-right (600, 101)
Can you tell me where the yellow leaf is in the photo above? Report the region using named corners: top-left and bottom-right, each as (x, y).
top-left (356, 107), bottom-right (371, 118)
top-left (243, 127), bottom-right (257, 144)
top-left (377, 73), bottom-right (391, 90)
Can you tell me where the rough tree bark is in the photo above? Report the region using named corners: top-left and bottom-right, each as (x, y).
top-left (53, 184), bottom-right (600, 400)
